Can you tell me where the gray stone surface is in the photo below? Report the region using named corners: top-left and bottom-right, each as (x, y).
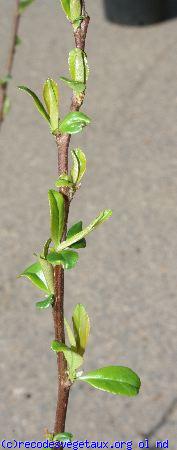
top-left (0, 0), bottom-right (177, 446)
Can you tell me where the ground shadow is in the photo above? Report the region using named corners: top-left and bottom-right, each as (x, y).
top-left (165, 0), bottom-right (177, 19)
top-left (103, 0), bottom-right (177, 26)
top-left (139, 398), bottom-right (177, 449)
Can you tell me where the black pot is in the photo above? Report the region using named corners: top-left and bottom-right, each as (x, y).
top-left (103, 0), bottom-right (166, 25)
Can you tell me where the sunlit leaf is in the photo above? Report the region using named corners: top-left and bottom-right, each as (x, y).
top-left (36, 294), bottom-right (54, 309)
top-left (55, 173), bottom-right (74, 188)
top-left (67, 221), bottom-right (86, 249)
top-left (68, 48), bottom-right (89, 83)
top-left (71, 148), bottom-right (86, 184)
top-left (53, 432), bottom-right (73, 443)
top-left (60, 0), bottom-right (71, 19)
top-left (70, 0), bottom-right (81, 29)
top-left (60, 77), bottom-right (85, 93)
top-left (48, 190), bottom-right (65, 249)
top-left (43, 78), bottom-right (59, 132)
top-left (59, 111), bottom-right (90, 135)
top-left (39, 257), bottom-right (54, 294)
top-left (77, 366), bottom-right (141, 397)
top-left (72, 303), bottom-right (90, 356)
top-left (56, 209), bottom-right (112, 251)
top-left (18, 86), bottom-right (50, 123)
top-left (71, 150), bottom-right (79, 184)
top-left (51, 340), bottom-right (83, 381)
top-left (47, 249), bottom-right (79, 270)
top-left (64, 318), bottom-right (76, 347)
top-left (19, 262), bottom-right (49, 293)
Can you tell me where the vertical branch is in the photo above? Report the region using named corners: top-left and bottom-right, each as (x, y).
top-left (52, 11), bottom-right (90, 436)
top-left (0, 0), bottom-right (21, 127)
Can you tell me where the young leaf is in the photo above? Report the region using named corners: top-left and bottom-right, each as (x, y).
top-left (43, 79), bottom-right (59, 133)
top-left (55, 173), bottom-right (74, 188)
top-left (15, 35), bottom-right (22, 46)
top-left (51, 340), bottom-right (83, 381)
top-left (67, 221), bottom-right (86, 249)
top-left (64, 318), bottom-right (76, 347)
top-left (47, 250), bottom-right (79, 270)
top-left (53, 432), bottom-right (73, 443)
top-left (56, 209), bottom-right (112, 251)
top-left (67, 221), bottom-right (82, 237)
top-left (71, 148), bottom-right (86, 184)
top-left (36, 294), bottom-right (54, 309)
top-left (0, 74), bottom-right (12, 86)
top-left (59, 111), bottom-right (90, 135)
top-left (68, 239), bottom-right (86, 249)
top-left (72, 303), bottom-right (90, 356)
top-left (39, 257), bottom-right (54, 294)
top-left (70, 0), bottom-right (82, 29)
top-left (3, 96), bottom-right (11, 117)
top-left (60, 0), bottom-right (71, 19)
top-left (19, 0), bottom-right (35, 13)
top-left (68, 48), bottom-right (89, 83)
top-left (77, 366), bottom-right (141, 397)
top-left (19, 262), bottom-right (50, 293)
top-left (70, 150), bottom-right (79, 184)
top-left (18, 86), bottom-right (50, 123)
top-left (43, 238), bottom-right (52, 259)
top-left (60, 77), bottom-right (85, 93)
top-left (48, 190), bottom-right (65, 249)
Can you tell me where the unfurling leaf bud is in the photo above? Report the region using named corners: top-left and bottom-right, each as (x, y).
top-left (43, 79), bottom-right (59, 133)
top-left (69, 48), bottom-right (89, 84)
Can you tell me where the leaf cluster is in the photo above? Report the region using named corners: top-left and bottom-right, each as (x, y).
top-left (18, 0), bottom-right (141, 405)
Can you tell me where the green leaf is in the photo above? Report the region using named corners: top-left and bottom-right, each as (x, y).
top-left (43, 78), bottom-right (59, 133)
top-left (54, 432), bottom-right (73, 443)
top-left (67, 221), bottom-right (82, 238)
top-left (64, 318), bottom-right (76, 347)
top-left (78, 366), bottom-right (141, 397)
top-left (51, 340), bottom-right (83, 381)
top-left (60, 77), bottom-right (85, 93)
top-left (71, 148), bottom-right (86, 184)
top-left (18, 86), bottom-right (50, 123)
top-left (43, 238), bottom-right (52, 259)
top-left (67, 221), bottom-right (86, 249)
top-left (56, 209), bottom-right (112, 252)
top-left (19, 0), bottom-right (35, 13)
top-left (70, 149), bottom-right (79, 184)
top-left (68, 48), bottom-right (89, 83)
top-left (68, 239), bottom-right (86, 249)
top-left (60, 0), bottom-right (71, 19)
top-left (55, 173), bottom-right (74, 188)
top-left (39, 257), bottom-right (54, 294)
top-left (48, 190), bottom-right (65, 249)
top-left (0, 74), bottom-right (12, 86)
top-left (47, 250), bottom-right (79, 270)
top-left (15, 35), bottom-right (22, 46)
top-left (36, 294), bottom-right (54, 309)
top-left (19, 262), bottom-right (50, 293)
top-left (59, 111), bottom-right (90, 135)
top-left (72, 304), bottom-right (90, 356)
top-left (3, 96), bottom-right (11, 117)
top-left (70, 0), bottom-right (81, 29)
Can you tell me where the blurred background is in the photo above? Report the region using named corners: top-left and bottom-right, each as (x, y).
top-left (0, 0), bottom-right (177, 446)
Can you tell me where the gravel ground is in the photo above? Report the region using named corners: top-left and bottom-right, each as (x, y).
top-left (0, 0), bottom-right (177, 447)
